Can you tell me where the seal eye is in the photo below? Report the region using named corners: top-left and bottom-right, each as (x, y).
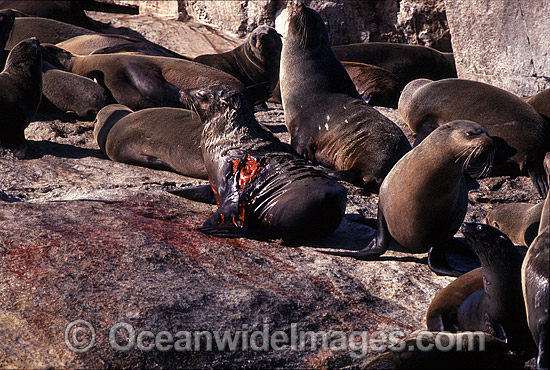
top-left (465, 131), bottom-right (480, 137)
top-left (196, 90), bottom-right (209, 101)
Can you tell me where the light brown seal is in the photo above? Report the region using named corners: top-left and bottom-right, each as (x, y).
top-left (180, 84), bottom-right (347, 241)
top-left (484, 202), bottom-right (544, 247)
top-left (39, 61), bottom-right (112, 120)
top-left (194, 25), bottom-right (282, 105)
top-left (524, 88), bottom-right (550, 120)
top-left (0, 38), bottom-right (42, 159)
top-left (331, 42), bottom-right (457, 87)
top-left (398, 78), bottom-right (550, 197)
top-left (323, 120), bottom-right (494, 276)
top-left (40, 44), bottom-right (248, 111)
top-left (279, 3), bottom-right (411, 192)
top-left (56, 34), bottom-right (190, 60)
top-left (93, 104), bottom-right (207, 179)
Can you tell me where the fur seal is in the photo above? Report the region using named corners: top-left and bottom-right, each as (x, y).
top-left (521, 225), bottom-right (549, 370)
top-left (323, 120), bottom-right (494, 276)
top-left (331, 42), bottom-right (457, 87)
top-left (40, 44), bottom-right (248, 111)
top-left (484, 202), bottom-right (544, 247)
top-left (427, 223), bottom-right (534, 357)
top-left (270, 61), bottom-right (401, 108)
top-left (279, 3), bottom-right (411, 192)
top-left (0, 38), bottom-right (42, 159)
top-left (194, 26), bottom-right (282, 104)
top-left (6, 17), bottom-right (94, 50)
top-left (524, 88), bottom-right (550, 120)
top-left (93, 104), bottom-right (207, 179)
top-left (56, 34), bottom-right (190, 60)
top-left (39, 61), bottom-right (112, 120)
top-left (398, 78), bottom-right (550, 197)
top-left (180, 84), bottom-right (347, 241)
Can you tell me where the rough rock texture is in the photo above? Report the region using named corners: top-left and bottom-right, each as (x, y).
top-left (0, 9), bottom-right (542, 370)
top-left (445, 0), bottom-right (550, 96)
top-left (181, 0), bottom-right (452, 50)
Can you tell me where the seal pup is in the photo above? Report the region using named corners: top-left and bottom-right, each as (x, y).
top-left (398, 78), bottom-right (550, 197)
top-left (322, 120), bottom-right (494, 276)
top-left (484, 202), bottom-right (544, 247)
top-left (180, 84), bottom-right (347, 241)
top-left (6, 17), bottom-right (95, 50)
top-left (39, 61), bottom-right (112, 120)
top-left (0, 38), bottom-right (42, 159)
top-left (194, 26), bottom-right (282, 105)
top-left (279, 3), bottom-right (411, 192)
top-left (94, 104), bottom-right (207, 179)
top-left (427, 223), bottom-right (534, 357)
top-left (332, 42), bottom-right (457, 87)
top-left (57, 34), bottom-right (191, 60)
top-left (40, 44), bottom-right (248, 111)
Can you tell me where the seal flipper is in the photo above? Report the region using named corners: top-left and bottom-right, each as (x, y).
top-left (428, 239), bottom-right (481, 277)
top-left (168, 185), bottom-right (217, 205)
top-left (124, 62), bottom-right (185, 108)
top-left (318, 205), bottom-right (389, 259)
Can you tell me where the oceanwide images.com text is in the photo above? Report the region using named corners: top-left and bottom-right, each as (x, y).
top-left (65, 320), bottom-right (488, 358)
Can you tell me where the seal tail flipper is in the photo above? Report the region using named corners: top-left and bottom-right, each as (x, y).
top-left (317, 205), bottom-right (389, 259)
top-left (167, 185), bottom-right (217, 205)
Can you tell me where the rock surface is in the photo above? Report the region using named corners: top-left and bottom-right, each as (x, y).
top-left (445, 0), bottom-right (550, 96)
top-left (0, 8), bottom-right (542, 370)
top-left (174, 0), bottom-right (451, 50)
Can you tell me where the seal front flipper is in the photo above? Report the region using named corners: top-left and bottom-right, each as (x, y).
top-left (428, 238), bottom-right (481, 277)
top-left (168, 185), bottom-right (217, 205)
top-left (124, 62), bottom-right (184, 108)
top-left (528, 161), bottom-right (549, 198)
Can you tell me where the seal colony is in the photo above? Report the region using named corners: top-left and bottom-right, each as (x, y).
top-left (1, 2), bottom-right (548, 368)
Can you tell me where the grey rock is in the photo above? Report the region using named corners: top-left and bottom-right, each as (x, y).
top-left (445, 0), bottom-right (550, 96)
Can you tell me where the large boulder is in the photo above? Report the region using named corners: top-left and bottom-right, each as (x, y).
top-left (445, 0), bottom-right (550, 96)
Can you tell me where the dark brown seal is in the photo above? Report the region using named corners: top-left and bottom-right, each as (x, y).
top-left (93, 104), bottom-right (207, 179)
top-left (270, 61), bottom-right (401, 108)
top-left (57, 34), bottom-right (190, 60)
top-left (0, 38), bottom-right (42, 159)
top-left (521, 225), bottom-right (549, 370)
top-left (399, 78), bottom-right (550, 197)
top-left (331, 42), bottom-right (457, 88)
top-left (323, 120), bottom-right (495, 276)
top-left (484, 202), bottom-right (544, 247)
top-left (427, 223), bottom-right (535, 359)
top-left (39, 61), bottom-right (112, 120)
top-left (40, 44), bottom-right (247, 111)
top-left (6, 17), bottom-right (94, 50)
top-left (180, 84), bottom-right (347, 241)
top-left (0, 9), bottom-right (15, 51)
top-left (194, 25), bottom-right (282, 104)
top-left (279, 3), bottom-right (411, 192)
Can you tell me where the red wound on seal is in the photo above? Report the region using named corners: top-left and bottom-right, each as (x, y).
top-left (238, 155), bottom-right (263, 189)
